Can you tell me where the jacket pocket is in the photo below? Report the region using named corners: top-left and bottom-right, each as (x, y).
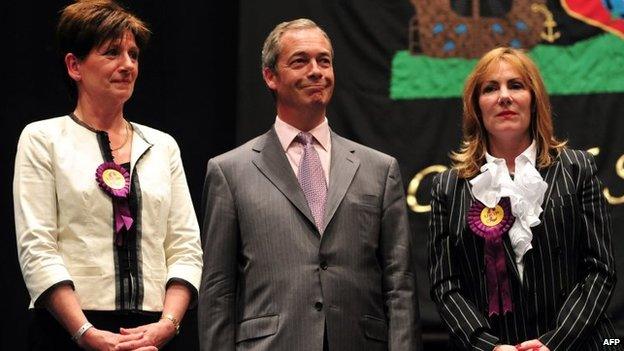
top-left (360, 315), bottom-right (388, 342)
top-left (235, 315), bottom-right (279, 343)
top-left (352, 193), bottom-right (380, 208)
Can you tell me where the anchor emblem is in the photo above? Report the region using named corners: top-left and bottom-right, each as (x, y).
top-left (532, 3), bottom-right (561, 42)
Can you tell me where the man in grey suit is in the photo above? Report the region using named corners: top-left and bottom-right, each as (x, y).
top-left (199, 18), bottom-right (421, 351)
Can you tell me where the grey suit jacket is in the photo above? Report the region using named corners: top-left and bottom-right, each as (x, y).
top-left (429, 149), bottom-right (619, 351)
top-left (198, 128), bottom-right (421, 351)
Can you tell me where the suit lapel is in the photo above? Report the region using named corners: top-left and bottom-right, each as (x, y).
top-left (456, 177), bottom-right (473, 236)
top-left (129, 123), bottom-right (153, 171)
top-left (502, 159), bottom-right (561, 287)
top-left (322, 132), bottom-right (360, 235)
top-left (507, 160), bottom-right (561, 288)
top-left (251, 128), bottom-right (317, 231)
top-left (539, 160), bottom-right (561, 213)
top-left (502, 234), bottom-right (523, 285)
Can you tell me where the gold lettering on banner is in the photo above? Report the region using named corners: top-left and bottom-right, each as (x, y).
top-left (604, 153), bottom-right (624, 205)
top-left (586, 147), bottom-right (624, 205)
top-left (407, 165), bottom-right (448, 213)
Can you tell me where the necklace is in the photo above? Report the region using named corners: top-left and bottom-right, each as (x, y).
top-left (111, 120), bottom-right (131, 152)
top-left (69, 113), bottom-right (131, 152)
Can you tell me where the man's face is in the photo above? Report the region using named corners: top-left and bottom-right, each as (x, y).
top-left (263, 28), bottom-right (334, 112)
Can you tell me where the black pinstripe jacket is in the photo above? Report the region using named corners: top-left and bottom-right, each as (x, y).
top-left (428, 149), bottom-right (619, 351)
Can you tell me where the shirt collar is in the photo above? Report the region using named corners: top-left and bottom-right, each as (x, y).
top-left (274, 116), bottom-right (330, 151)
top-left (485, 140), bottom-right (537, 168)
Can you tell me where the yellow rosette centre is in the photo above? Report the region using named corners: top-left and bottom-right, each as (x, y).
top-left (102, 169), bottom-right (126, 190)
top-left (480, 205), bottom-right (505, 227)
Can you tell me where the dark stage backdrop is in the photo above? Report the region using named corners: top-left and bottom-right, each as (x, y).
top-left (3, 0), bottom-right (623, 350)
top-left (236, 0), bottom-right (624, 347)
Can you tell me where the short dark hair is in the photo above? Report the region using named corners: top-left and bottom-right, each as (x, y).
top-left (57, 0), bottom-right (151, 97)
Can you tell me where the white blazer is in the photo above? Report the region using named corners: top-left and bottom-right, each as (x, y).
top-left (13, 115), bottom-right (202, 311)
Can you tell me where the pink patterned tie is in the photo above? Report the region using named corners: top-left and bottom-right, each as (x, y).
top-left (296, 132), bottom-right (327, 231)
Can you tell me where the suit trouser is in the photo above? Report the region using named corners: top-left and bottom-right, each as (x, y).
top-left (323, 322), bottom-right (329, 351)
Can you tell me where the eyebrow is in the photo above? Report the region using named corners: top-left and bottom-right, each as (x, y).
top-left (483, 76), bottom-right (523, 84)
top-left (289, 49), bottom-right (331, 57)
top-left (289, 51), bottom-right (308, 57)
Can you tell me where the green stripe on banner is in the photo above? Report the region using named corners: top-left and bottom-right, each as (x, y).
top-left (390, 33), bottom-right (624, 99)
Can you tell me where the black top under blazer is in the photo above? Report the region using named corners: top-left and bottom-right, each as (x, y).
top-left (428, 149), bottom-right (620, 351)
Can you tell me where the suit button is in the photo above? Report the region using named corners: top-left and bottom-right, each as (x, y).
top-left (320, 261), bottom-right (328, 270)
top-left (314, 302), bottom-right (323, 311)
top-left (560, 289), bottom-right (566, 298)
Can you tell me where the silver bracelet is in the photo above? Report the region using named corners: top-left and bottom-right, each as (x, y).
top-left (71, 322), bottom-right (93, 342)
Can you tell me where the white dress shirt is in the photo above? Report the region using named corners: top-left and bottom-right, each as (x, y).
top-left (470, 140), bottom-right (548, 282)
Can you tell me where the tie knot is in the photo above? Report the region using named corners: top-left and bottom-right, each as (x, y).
top-left (296, 132), bottom-right (314, 146)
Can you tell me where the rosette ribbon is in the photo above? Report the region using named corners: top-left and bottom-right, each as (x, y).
top-left (96, 162), bottom-right (133, 246)
top-left (467, 197), bottom-right (515, 317)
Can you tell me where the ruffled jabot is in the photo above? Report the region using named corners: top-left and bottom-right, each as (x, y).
top-left (469, 141), bottom-right (548, 268)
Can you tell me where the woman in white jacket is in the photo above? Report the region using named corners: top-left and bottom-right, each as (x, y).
top-left (13, 1), bottom-right (202, 350)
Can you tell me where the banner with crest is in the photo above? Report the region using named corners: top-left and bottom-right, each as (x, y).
top-left (237, 0), bottom-right (624, 340)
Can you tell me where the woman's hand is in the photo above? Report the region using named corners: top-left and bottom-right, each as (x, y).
top-left (78, 327), bottom-right (155, 351)
top-left (516, 339), bottom-right (550, 351)
top-left (493, 345), bottom-right (519, 351)
top-left (113, 319), bottom-right (176, 350)
top-left (112, 281), bottom-right (190, 350)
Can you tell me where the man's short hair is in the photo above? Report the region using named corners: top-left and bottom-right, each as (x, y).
top-left (261, 18), bottom-right (333, 72)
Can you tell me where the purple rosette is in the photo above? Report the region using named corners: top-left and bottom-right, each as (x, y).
top-left (467, 197), bottom-right (515, 317)
top-left (95, 162), bottom-right (134, 245)
top-left (96, 162), bottom-right (130, 198)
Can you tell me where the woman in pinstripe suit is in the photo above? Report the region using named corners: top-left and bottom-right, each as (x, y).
top-left (428, 47), bottom-right (619, 351)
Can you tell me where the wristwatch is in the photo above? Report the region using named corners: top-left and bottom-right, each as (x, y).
top-left (160, 313), bottom-right (180, 335)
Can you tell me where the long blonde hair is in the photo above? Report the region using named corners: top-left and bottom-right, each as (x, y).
top-left (451, 47), bottom-right (566, 178)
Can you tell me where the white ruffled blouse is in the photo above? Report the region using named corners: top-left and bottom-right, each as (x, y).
top-left (469, 140), bottom-right (548, 282)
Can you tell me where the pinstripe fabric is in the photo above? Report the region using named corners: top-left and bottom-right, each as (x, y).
top-left (199, 128), bottom-right (421, 351)
top-left (428, 149), bottom-right (620, 351)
